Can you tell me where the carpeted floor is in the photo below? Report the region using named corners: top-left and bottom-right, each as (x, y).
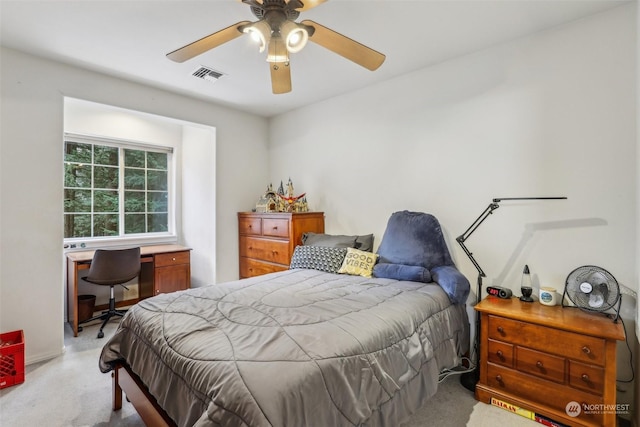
top-left (0, 321), bottom-right (539, 427)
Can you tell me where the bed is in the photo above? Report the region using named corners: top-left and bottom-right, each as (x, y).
top-left (99, 211), bottom-right (471, 427)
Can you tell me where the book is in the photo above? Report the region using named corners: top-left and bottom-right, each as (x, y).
top-left (534, 413), bottom-right (569, 427)
top-left (490, 397), bottom-right (535, 420)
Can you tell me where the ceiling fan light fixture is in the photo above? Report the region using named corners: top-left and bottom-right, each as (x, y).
top-left (280, 20), bottom-right (308, 53)
top-left (242, 20), bottom-right (271, 52)
top-left (267, 35), bottom-right (289, 63)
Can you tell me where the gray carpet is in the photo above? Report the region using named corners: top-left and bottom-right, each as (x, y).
top-left (0, 321), bottom-right (537, 427)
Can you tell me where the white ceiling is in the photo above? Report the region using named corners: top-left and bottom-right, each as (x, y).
top-left (0, 0), bottom-right (629, 117)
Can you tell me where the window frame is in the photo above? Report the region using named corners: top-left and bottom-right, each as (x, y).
top-left (63, 132), bottom-right (176, 247)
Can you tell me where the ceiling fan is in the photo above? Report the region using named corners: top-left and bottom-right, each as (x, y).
top-left (166, 0), bottom-right (386, 94)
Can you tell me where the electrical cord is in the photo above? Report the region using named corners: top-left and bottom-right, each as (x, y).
top-left (615, 316), bottom-right (635, 383)
top-left (438, 356), bottom-right (476, 383)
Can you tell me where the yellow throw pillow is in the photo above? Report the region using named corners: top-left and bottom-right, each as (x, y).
top-left (338, 247), bottom-right (378, 278)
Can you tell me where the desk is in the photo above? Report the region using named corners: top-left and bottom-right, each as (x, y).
top-left (67, 244), bottom-right (191, 337)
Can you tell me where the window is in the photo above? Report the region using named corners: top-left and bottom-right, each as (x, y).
top-left (63, 134), bottom-right (173, 240)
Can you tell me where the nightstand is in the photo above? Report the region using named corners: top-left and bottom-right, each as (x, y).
top-left (475, 297), bottom-right (625, 427)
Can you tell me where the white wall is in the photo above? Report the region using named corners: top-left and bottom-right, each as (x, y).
top-left (270, 3), bottom-right (637, 414)
top-left (0, 47), bottom-right (269, 363)
top-left (635, 3), bottom-right (640, 426)
top-left (271, 4), bottom-right (636, 303)
top-left (182, 125), bottom-right (217, 287)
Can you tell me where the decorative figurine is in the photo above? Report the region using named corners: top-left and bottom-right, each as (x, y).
top-left (255, 179), bottom-right (309, 213)
top-left (255, 184), bottom-right (278, 212)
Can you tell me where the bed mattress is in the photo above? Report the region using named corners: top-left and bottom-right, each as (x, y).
top-left (100, 269), bottom-right (469, 427)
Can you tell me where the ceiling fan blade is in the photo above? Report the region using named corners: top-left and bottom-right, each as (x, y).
top-left (269, 62), bottom-right (292, 94)
top-left (301, 20), bottom-right (385, 71)
top-left (239, 0), bottom-right (264, 7)
top-left (166, 21), bottom-right (251, 63)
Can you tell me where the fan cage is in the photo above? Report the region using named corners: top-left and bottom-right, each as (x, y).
top-left (562, 265), bottom-right (621, 322)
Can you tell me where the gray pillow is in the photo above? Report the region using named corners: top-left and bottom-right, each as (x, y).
top-left (302, 232), bottom-right (374, 252)
top-left (289, 246), bottom-right (348, 273)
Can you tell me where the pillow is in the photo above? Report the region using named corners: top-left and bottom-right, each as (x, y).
top-left (373, 263), bottom-right (432, 283)
top-left (431, 265), bottom-right (471, 304)
top-left (289, 246), bottom-right (347, 274)
top-left (303, 232), bottom-right (374, 252)
top-left (338, 247), bottom-right (378, 278)
top-left (302, 233), bottom-right (357, 249)
top-left (376, 211), bottom-right (454, 269)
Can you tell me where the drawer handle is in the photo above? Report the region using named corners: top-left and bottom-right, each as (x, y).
top-left (172, 257), bottom-right (176, 261)
top-left (582, 346), bottom-right (591, 355)
top-left (497, 326), bottom-right (504, 334)
top-left (272, 226), bottom-right (278, 230)
top-left (536, 361), bottom-right (543, 368)
top-left (581, 374), bottom-right (590, 382)
top-left (495, 374), bottom-right (503, 383)
top-left (496, 350), bottom-right (503, 357)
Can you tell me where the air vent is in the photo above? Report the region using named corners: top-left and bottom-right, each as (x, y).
top-left (191, 66), bottom-right (226, 83)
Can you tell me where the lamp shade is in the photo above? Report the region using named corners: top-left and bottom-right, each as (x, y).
top-left (280, 20), bottom-right (309, 53)
top-left (243, 20), bottom-right (271, 53)
top-left (267, 34), bottom-right (289, 63)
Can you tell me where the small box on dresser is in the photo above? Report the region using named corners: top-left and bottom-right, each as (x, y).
top-left (475, 297), bottom-right (625, 427)
top-left (238, 212), bottom-right (325, 278)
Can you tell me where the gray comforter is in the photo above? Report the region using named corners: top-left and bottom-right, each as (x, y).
top-left (99, 269), bottom-right (469, 427)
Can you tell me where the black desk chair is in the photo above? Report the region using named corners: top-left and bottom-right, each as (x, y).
top-left (79, 247), bottom-right (141, 338)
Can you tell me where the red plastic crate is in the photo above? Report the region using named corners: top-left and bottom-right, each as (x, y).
top-left (0, 330), bottom-right (24, 389)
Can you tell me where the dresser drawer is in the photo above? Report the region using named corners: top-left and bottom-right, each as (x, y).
top-left (239, 217), bottom-right (263, 236)
top-left (155, 251), bottom-right (190, 267)
top-left (488, 339), bottom-right (513, 368)
top-left (262, 218), bottom-right (289, 238)
top-left (239, 237), bottom-right (290, 265)
top-left (239, 258), bottom-right (288, 278)
top-left (488, 315), bottom-right (606, 366)
top-left (569, 360), bottom-right (605, 395)
top-left (487, 363), bottom-right (603, 425)
top-left (516, 346), bottom-right (564, 384)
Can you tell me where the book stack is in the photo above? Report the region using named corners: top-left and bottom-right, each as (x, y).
top-left (490, 398), bottom-right (569, 427)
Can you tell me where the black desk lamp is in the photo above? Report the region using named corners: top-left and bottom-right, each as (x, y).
top-left (456, 196), bottom-right (567, 392)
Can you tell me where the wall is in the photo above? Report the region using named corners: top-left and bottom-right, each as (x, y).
top-left (270, 3), bottom-right (637, 417)
top-left (0, 48), bottom-right (269, 363)
top-left (271, 5), bottom-right (636, 298)
top-left (182, 125), bottom-right (217, 287)
top-left (636, 3), bottom-right (640, 426)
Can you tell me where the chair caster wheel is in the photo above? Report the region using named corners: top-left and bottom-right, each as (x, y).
top-left (98, 331), bottom-right (104, 339)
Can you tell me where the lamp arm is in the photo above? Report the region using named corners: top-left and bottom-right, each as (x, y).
top-left (456, 202), bottom-right (500, 279)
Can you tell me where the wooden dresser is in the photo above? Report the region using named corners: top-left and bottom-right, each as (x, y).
top-left (475, 297), bottom-right (625, 427)
top-left (238, 212), bottom-right (324, 278)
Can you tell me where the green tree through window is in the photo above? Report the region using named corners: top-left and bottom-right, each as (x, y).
top-left (64, 138), bottom-right (171, 239)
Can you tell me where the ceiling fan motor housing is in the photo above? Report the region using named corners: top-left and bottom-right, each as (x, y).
top-left (250, 0), bottom-right (301, 21)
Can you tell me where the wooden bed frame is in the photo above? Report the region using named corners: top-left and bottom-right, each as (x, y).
top-left (112, 363), bottom-right (176, 427)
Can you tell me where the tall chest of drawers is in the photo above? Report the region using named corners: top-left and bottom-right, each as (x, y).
top-left (238, 212), bottom-right (325, 278)
top-left (475, 297), bottom-right (625, 427)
